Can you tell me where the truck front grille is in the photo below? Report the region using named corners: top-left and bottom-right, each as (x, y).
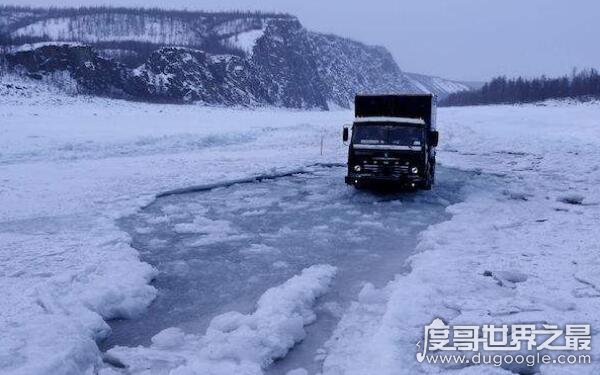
top-left (363, 164), bottom-right (410, 176)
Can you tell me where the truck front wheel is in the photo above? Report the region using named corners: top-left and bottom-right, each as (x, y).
top-left (420, 166), bottom-right (434, 190)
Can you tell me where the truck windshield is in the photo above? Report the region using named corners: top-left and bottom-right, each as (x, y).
top-left (353, 125), bottom-right (423, 146)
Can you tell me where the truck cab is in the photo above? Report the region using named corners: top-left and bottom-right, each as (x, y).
top-left (344, 94), bottom-right (439, 190)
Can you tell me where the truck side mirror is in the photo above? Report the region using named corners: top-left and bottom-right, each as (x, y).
top-left (342, 126), bottom-right (349, 143)
top-left (429, 131), bottom-right (439, 148)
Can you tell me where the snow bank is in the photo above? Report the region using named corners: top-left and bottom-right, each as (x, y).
top-left (105, 265), bottom-right (337, 374)
top-left (0, 217), bottom-right (157, 375)
top-left (322, 102), bottom-right (600, 374)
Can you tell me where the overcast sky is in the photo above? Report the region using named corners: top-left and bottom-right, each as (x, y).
top-left (5, 0), bottom-right (600, 81)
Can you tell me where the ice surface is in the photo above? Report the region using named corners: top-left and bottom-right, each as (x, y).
top-left (102, 166), bottom-right (471, 374)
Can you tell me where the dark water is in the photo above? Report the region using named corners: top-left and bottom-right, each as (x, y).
top-left (101, 165), bottom-right (472, 374)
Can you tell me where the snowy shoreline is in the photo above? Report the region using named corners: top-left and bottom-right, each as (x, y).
top-left (1, 91), bottom-right (599, 374)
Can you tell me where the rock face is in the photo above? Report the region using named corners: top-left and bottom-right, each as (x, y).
top-left (309, 32), bottom-right (418, 108)
top-left (1, 8), bottom-right (425, 109)
top-left (130, 48), bottom-right (268, 105)
top-left (5, 44), bottom-right (129, 96)
top-left (251, 18), bottom-right (330, 109)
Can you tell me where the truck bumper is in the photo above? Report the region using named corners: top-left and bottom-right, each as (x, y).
top-left (345, 174), bottom-right (423, 187)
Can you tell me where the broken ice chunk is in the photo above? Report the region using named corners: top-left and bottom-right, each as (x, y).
top-left (151, 327), bottom-right (186, 349)
top-left (484, 270), bottom-right (528, 288)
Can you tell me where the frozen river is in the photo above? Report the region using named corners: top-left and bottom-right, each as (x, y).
top-left (101, 165), bottom-right (473, 374)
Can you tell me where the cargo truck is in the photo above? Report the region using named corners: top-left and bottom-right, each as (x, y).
top-left (343, 94), bottom-right (439, 189)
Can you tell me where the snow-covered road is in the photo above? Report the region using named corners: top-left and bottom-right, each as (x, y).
top-left (1, 82), bottom-right (600, 375)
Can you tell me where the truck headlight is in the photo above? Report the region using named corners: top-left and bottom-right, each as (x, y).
top-left (354, 165), bottom-right (362, 172)
top-left (411, 167), bottom-right (419, 174)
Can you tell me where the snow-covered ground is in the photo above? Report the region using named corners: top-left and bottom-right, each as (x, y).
top-left (1, 82), bottom-right (599, 375)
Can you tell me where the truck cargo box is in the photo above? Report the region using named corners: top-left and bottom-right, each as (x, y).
top-left (355, 94), bottom-right (436, 128)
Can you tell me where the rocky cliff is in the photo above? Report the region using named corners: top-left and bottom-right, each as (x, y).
top-left (1, 7), bottom-right (466, 109)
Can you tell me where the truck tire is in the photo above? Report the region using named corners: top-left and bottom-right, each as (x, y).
top-left (421, 176), bottom-right (432, 190)
top-left (421, 167), bottom-right (434, 190)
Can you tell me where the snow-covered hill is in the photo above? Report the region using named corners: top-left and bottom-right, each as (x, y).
top-left (405, 72), bottom-right (471, 99)
top-left (0, 7), bottom-right (286, 50)
top-left (0, 6), bottom-right (425, 109)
